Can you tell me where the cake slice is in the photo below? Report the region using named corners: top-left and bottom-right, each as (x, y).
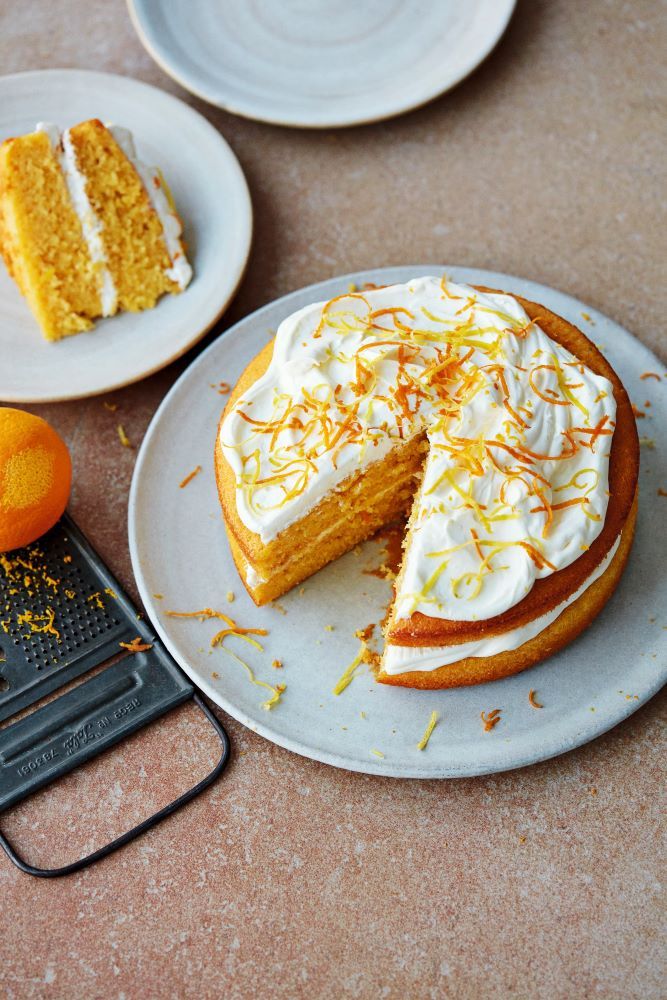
top-left (0, 119), bottom-right (192, 341)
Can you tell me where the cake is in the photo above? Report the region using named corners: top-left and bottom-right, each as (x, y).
top-left (0, 119), bottom-right (191, 341)
top-left (215, 277), bottom-right (638, 689)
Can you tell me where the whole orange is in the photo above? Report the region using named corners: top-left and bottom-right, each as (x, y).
top-left (0, 407), bottom-right (72, 552)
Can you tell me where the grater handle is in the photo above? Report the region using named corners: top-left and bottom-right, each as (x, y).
top-left (0, 693), bottom-right (230, 879)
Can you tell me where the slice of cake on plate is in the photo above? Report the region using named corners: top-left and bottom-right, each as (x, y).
top-left (0, 119), bottom-right (191, 340)
top-left (215, 276), bottom-right (638, 689)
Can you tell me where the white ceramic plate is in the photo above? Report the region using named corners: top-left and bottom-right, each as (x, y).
top-left (128, 266), bottom-right (667, 778)
top-left (128, 0), bottom-right (517, 128)
top-left (0, 70), bottom-right (252, 403)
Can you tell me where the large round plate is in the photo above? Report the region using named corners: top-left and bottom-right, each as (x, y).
top-left (128, 0), bottom-right (516, 128)
top-left (129, 266), bottom-right (667, 778)
top-left (0, 70), bottom-right (252, 403)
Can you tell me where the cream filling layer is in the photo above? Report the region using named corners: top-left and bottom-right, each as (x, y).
top-left (382, 535), bottom-right (621, 674)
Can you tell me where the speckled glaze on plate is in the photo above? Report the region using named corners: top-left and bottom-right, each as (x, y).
top-left (128, 266), bottom-right (667, 778)
top-left (0, 70), bottom-right (252, 403)
top-left (127, 0), bottom-right (516, 128)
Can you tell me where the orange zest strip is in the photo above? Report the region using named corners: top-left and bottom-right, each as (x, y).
top-left (417, 711), bottom-right (439, 750)
top-left (481, 709), bottom-right (501, 732)
top-left (117, 424), bottom-right (131, 447)
top-left (17, 607), bottom-right (60, 642)
top-left (528, 689), bottom-right (543, 709)
top-left (530, 496), bottom-right (590, 516)
top-left (166, 607), bottom-right (268, 651)
top-left (640, 372), bottom-right (661, 381)
top-left (470, 528), bottom-right (485, 562)
top-left (179, 465), bottom-right (202, 489)
top-left (529, 365), bottom-right (570, 406)
top-left (119, 637), bottom-right (153, 653)
top-left (333, 643), bottom-right (367, 695)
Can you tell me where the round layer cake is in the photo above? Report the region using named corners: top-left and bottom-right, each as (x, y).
top-left (215, 277), bottom-right (638, 689)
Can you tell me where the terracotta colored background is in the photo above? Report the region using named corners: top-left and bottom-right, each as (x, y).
top-left (1, 1), bottom-right (665, 998)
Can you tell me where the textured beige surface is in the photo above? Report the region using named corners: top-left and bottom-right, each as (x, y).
top-left (1, 1), bottom-right (666, 997)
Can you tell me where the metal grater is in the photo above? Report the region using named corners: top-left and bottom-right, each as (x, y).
top-left (0, 514), bottom-right (229, 878)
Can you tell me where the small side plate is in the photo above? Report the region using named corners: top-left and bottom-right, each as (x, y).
top-left (128, 0), bottom-right (516, 128)
top-left (128, 266), bottom-right (667, 778)
top-left (0, 69), bottom-right (252, 402)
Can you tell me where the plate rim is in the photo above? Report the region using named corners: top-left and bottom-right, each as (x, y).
top-left (127, 0), bottom-right (517, 129)
top-left (0, 67), bottom-right (253, 403)
top-left (128, 264), bottom-right (666, 778)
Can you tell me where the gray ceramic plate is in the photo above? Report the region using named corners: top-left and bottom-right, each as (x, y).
top-left (128, 0), bottom-right (516, 128)
top-left (128, 266), bottom-right (666, 778)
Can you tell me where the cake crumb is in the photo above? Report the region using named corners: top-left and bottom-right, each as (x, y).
top-left (226, 591), bottom-right (235, 603)
top-left (153, 593), bottom-right (164, 600)
top-left (354, 623), bottom-right (375, 642)
top-left (273, 603), bottom-right (288, 615)
top-left (271, 659), bottom-right (283, 669)
top-left (658, 488), bottom-right (667, 497)
top-left (519, 835), bottom-right (527, 844)
top-left (211, 671), bottom-right (220, 680)
top-left (103, 401), bottom-right (118, 412)
top-left (632, 404), bottom-right (646, 418)
top-left (590, 787), bottom-right (598, 795)
top-left (580, 311), bottom-right (594, 323)
top-left (639, 437), bottom-right (655, 449)
top-left (324, 624), bottom-right (334, 632)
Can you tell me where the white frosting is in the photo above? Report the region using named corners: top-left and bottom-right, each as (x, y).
top-left (109, 126), bottom-right (192, 290)
top-left (221, 277), bottom-right (616, 623)
top-left (382, 534), bottom-right (620, 673)
top-left (37, 121), bottom-right (117, 315)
